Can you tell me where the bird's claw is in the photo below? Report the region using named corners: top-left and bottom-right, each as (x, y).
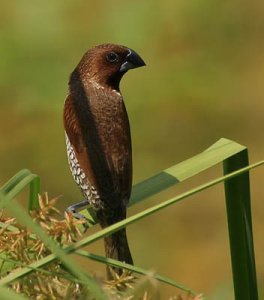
top-left (65, 200), bottom-right (90, 232)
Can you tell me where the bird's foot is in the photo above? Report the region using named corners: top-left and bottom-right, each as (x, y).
top-left (65, 199), bottom-right (90, 232)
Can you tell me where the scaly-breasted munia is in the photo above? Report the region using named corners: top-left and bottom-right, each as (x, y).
top-left (63, 44), bottom-right (145, 278)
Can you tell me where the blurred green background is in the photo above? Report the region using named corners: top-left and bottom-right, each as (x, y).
top-left (1, 1), bottom-right (264, 298)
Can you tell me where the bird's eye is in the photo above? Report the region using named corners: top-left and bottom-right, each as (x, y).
top-left (106, 52), bottom-right (119, 63)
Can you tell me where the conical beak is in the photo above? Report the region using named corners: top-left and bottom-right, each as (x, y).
top-left (119, 49), bottom-right (146, 73)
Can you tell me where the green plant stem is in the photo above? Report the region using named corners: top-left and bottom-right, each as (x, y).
top-left (75, 250), bottom-right (198, 295)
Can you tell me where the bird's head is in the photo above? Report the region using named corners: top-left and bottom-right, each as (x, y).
top-left (74, 44), bottom-right (146, 91)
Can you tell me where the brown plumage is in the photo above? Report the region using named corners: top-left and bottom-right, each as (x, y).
top-left (63, 44), bottom-right (145, 278)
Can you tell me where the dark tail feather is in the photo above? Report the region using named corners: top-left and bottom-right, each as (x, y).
top-left (97, 205), bottom-right (133, 279)
top-left (103, 227), bottom-right (133, 279)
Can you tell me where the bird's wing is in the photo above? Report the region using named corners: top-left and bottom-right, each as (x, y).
top-left (64, 94), bottom-right (98, 189)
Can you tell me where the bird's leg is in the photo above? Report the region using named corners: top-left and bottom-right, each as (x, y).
top-left (65, 199), bottom-right (90, 230)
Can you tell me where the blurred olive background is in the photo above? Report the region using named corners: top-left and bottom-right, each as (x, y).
top-left (1, 1), bottom-right (264, 298)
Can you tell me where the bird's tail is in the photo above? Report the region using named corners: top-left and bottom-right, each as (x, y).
top-left (103, 227), bottom-right (133, 279)
top-left (97, 206), bottom-right (133, 279)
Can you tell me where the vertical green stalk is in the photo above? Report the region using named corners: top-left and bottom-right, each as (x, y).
top-left (28, 176), bottom-right (40, 210)
top-left (223, 149), bottom-right (258, 300)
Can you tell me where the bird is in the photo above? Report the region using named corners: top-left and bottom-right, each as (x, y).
top-left (63, 43), bottom-right (146, 278)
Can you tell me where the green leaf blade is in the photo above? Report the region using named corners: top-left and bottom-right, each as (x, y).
top-left (224, 150), bottom-right (258, 300)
